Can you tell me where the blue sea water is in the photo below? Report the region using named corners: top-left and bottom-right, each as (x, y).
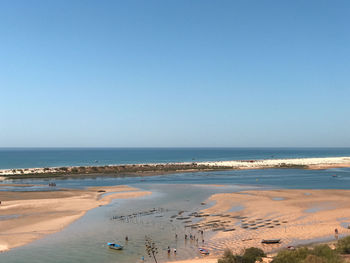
top-left (0, 147), bottom-right (350, 169)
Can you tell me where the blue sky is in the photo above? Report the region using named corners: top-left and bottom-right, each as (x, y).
top-left (0, 0), bottom-right (349, 147)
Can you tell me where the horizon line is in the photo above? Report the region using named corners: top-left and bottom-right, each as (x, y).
top-left (1, 146), bottom-right (350, 149)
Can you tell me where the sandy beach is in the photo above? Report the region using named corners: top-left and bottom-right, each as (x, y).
top-left (163, 189), bottom-right (350, 263)
top-left (1, 156), bottom-right (349, 178)
top-left (0, 185), bottom-right (151, 252)
top-left (194, 189), bottom-right (350, 257)
top-left (201, 156), bottom-right (350, 170)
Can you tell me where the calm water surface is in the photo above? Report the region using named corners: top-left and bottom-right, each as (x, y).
top-left (1, 147), bottom-right (350, 169)
top-left (2, 168), bottom-right (350, 262)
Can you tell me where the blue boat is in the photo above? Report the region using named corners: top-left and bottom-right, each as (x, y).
top-left (107, 242), bottom-right (123, 250)
top-left (198, 248), bottom-right (209, 255)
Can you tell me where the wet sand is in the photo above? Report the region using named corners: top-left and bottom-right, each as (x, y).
top-left (165, 189), bottom-right (350, 263)
top-left (1, 187), bottom-right (350, 263)
top-left (198, 189), bottom-right (350, 256)
top-left (0, 185), bottom-right (151, 252)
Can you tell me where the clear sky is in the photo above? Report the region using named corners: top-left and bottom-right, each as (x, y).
top-left (0, 0), bottom-right (349, 147)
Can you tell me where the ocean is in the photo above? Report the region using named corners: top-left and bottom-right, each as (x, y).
top-left (1, 147), bottom-right (350, 169)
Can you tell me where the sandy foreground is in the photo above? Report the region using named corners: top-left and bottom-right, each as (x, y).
top-left (199, 190), bottom-right (350, 255)
top-left (165, 189), bottom-right (350, 263)
top-left (0, 185), bottom-right (151, 252)
top-left (2, 186), bottom-right (350, 263)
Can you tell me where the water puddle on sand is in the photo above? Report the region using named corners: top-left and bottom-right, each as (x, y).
top-left (228, 205), bottom-right (244, 212)
top-left (0, 214), bottom-right (20, 220)
top-left (272, 197), bottom-right (285, 201)
top-left (340, 222), bottom-right (350, 229)
top-left (304, 202), bottom-right (335, 213)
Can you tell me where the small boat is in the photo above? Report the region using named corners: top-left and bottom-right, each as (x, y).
top-left (176, 217), bottom-right (191, 220)
top-left (198, 248), bottom-right (210, 255)
top-left (107, 242), bottom-right (123, 250)
top-left (223, 228), bottom-right (236, 232)
top-left (212, 227), bottom-right (225, 231)
top-left (332, 174), bottom-right (337, 178)
top-left (261, 239), bottom-right (281, 244)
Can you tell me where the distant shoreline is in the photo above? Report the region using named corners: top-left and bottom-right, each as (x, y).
top-left (1, 156), bottom-right (350, 179)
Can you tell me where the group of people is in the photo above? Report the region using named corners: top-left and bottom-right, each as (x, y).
top-left (139, 229), bottom-right (206, 262)
top-left (167, 246), bottom-right (176, 254)
top-left (184, 230), bottom-right (205, 244)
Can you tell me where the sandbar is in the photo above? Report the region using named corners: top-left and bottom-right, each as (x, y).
top-left (201, 156), bottom-right (350, 170)
top-left (196, 189), bottom-right (350, 257)
top-left (0, 185), bottom-right (151, 252)
top-left (1, 156), bottom-right (350, 179)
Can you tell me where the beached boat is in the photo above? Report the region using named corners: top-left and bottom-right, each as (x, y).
top-left (261, 239), bottom-right (281, 244)
top-left (176, 216), bottom-right (191, 220)
top-left (107, 242), bottom-right (123, 250)
top-left (198, 248), bottom-right (210, 255)
top-left (223, 228), bottom-right (235, 232)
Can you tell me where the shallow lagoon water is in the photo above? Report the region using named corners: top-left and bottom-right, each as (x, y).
top-left (1, 168), bottom-right (350, 262)
top-left (4, 167), bottom-right (350, 190)
top-left (1, 184), bottom-right (253, 263)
